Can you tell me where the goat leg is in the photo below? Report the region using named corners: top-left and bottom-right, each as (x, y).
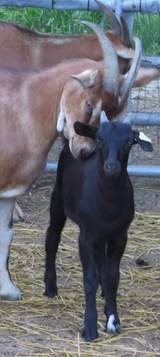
top-left (44, 182), bottom-right (66, 298)
top-left (104, 233), bottom-right (127, 334)
top-left (79, 231), bottom-right (99, 342)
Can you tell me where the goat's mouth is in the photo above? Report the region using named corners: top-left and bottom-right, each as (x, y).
top-left (69, 135), bottom-right (96, 160)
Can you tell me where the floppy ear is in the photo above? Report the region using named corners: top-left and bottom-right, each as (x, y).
top-left (134, 131), bottom-right (153, 152)
top-left (71, 69), bottom-right (98, 89)
top-left (74, 121), bottom-right (97, 139)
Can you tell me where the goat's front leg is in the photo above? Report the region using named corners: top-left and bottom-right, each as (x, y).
top-left (104, 233), bottom-right (127, 334)
top-left (44, 182), bottom-right (66, 298)
top-left (0, 198), bottom-right (22, 300)
top-left (79, 231), bottom-right (99, 342)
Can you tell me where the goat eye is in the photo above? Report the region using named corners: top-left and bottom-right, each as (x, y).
top-left (86, 103), bottom-right (93, 115)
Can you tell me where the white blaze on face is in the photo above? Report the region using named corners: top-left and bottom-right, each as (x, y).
top-left (92, 100), bottom-right (102, 117)
top-left (139, 132), bottom-right (152, 143)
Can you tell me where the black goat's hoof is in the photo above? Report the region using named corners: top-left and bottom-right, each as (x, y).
top-left (81, 328), bottom-right (98, 342)
top-left (43, 288), bottom-right (58, 298)
top-left (106, 315), bottom-right (120, 334)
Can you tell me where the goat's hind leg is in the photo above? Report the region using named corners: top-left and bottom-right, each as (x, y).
top-left (44, 182), bottom-right (66, 298)
top-left (0, 198), bottom-right (21, 300)
top-left (104, 233), bottom-right (127, 334)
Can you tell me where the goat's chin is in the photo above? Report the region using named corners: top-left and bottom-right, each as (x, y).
top-left (69, 136), bottom-right (96, 160)
top-left (104, 170), bottom-right (121, 180)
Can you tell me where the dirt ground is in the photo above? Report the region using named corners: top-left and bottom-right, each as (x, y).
top-left (0, 81), bottom-right (160, 356)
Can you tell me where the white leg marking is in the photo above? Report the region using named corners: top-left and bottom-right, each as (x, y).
top-left (0, 198), bottom-right (22, 300)
top-left (107, 314), bottom-right (120, 334)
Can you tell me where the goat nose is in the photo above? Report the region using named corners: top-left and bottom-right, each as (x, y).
top-left (104, 161), bottom-right (121, 177)
top-left (80, 146), bottom-right (96, 161)
top-left (107, 162), bottom-right (117, 171)
top-left (80, 149), bottom-right (88, 160)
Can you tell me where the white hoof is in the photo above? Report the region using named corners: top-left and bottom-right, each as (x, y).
top-left (107, 314), bottom-right (120, 334)
top-left (0, 282), bottom-right (22, 300)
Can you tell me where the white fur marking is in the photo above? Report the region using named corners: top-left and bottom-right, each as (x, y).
top-left (57, 106), bottom-right (65, 133)
top-left (100, 111), bottom-right (109, 123)
top-left (107, 314), bottom-right (116, 333)
top-left (0, 199), bottom-right (21, 300)
top-left (139, 132), bottom-right (151, 143)
top-left (92, 100), bottom-right (102, 117)
top-left (0, 186), bottom-right (26, 198)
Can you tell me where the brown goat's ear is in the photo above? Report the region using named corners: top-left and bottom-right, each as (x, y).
top-left (133, 66), bottom-right (159, 87)
top-left (71, 69), bottom-right (98, 89)
top-left (74, 122), bottom-right (97, 139)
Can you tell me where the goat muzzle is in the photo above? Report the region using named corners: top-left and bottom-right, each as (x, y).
top-left (104, 160), bottom-right (121, 178)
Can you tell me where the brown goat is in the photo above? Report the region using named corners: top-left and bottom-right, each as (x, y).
top-left (0, 22), bottom-right (142, 301)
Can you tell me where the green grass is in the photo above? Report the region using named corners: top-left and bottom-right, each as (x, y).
top-left (0, 6), bottom-right (159, 55)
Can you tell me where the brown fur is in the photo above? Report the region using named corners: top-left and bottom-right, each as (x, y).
top-left (0, 60), bottom-right (104, 194)
top-left (0, 20), bottom-right (134, 73)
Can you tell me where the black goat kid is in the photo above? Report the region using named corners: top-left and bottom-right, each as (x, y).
top-left (44, 121), bottom-right (153, 342)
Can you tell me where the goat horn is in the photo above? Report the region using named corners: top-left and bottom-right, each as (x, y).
top-left (95, 0), bottom-right (122, 38)
top-left (81, 21), bottom-right (119, 95)
top-left (119, 37), bottom-right (142, 106)
top-left (120, 16), bottom-right (132, 47)
top-left (96, 0), bottom-right (132, 49)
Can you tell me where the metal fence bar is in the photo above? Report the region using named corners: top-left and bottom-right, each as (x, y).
top-left (46, 162), bottom-right (160, 177)
top-left (123, 112), bottom-right (160, 126)
top-left (0, 0), bottom-right (160, 12)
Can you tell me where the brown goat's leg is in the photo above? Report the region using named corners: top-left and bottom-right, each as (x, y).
top-left (104, 233), bottom-right (127, 334)
top-left (0, 198), bottom-right (22, 300)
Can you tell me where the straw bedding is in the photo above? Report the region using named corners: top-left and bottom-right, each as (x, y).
top-left (0, 173), bottom-right (159, 356)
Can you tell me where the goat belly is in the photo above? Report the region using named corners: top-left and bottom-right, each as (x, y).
top-left (77, 173), bottom-right (134, 235)
top-left (78, 194), bottom-right (134, 236)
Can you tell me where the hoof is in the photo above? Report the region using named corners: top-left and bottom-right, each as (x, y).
top-left (0, 286), bottom-right (22, 301)
top-left (82, 328), bottom-right (98, 342)
top-left (106, 314), bottom-right (120, 334)
top-left (44, 288), bottom-right (58, 298)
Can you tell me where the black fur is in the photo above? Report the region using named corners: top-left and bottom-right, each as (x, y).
top-left (44, 121), bottom-right (153, 341)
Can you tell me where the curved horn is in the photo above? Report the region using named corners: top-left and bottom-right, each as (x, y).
top-left (95, 0), bottom-right (122, 38)
top-left (119, 37), bottom-right (142, 106)
top-left (120, 16), bottom-right (132, 47)
top-left (81, 21), bottom-right (119, 95)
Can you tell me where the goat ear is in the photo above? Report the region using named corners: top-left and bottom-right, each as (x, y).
top-left (57, 109), bottom-right (65, 133)
top-left (133, 66), bottom-right (159, 87)
top-left (74, 121), bottom-right (97, 139)
top-left (71, 69), bottom-right (98, 89)
top-left (134, 131), bottom-right (153, 152)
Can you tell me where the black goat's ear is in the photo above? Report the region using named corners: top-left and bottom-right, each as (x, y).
top-left (134, 131), bottom-right (153, 152)
top-left (74, 121), bottom-right (97, 139)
